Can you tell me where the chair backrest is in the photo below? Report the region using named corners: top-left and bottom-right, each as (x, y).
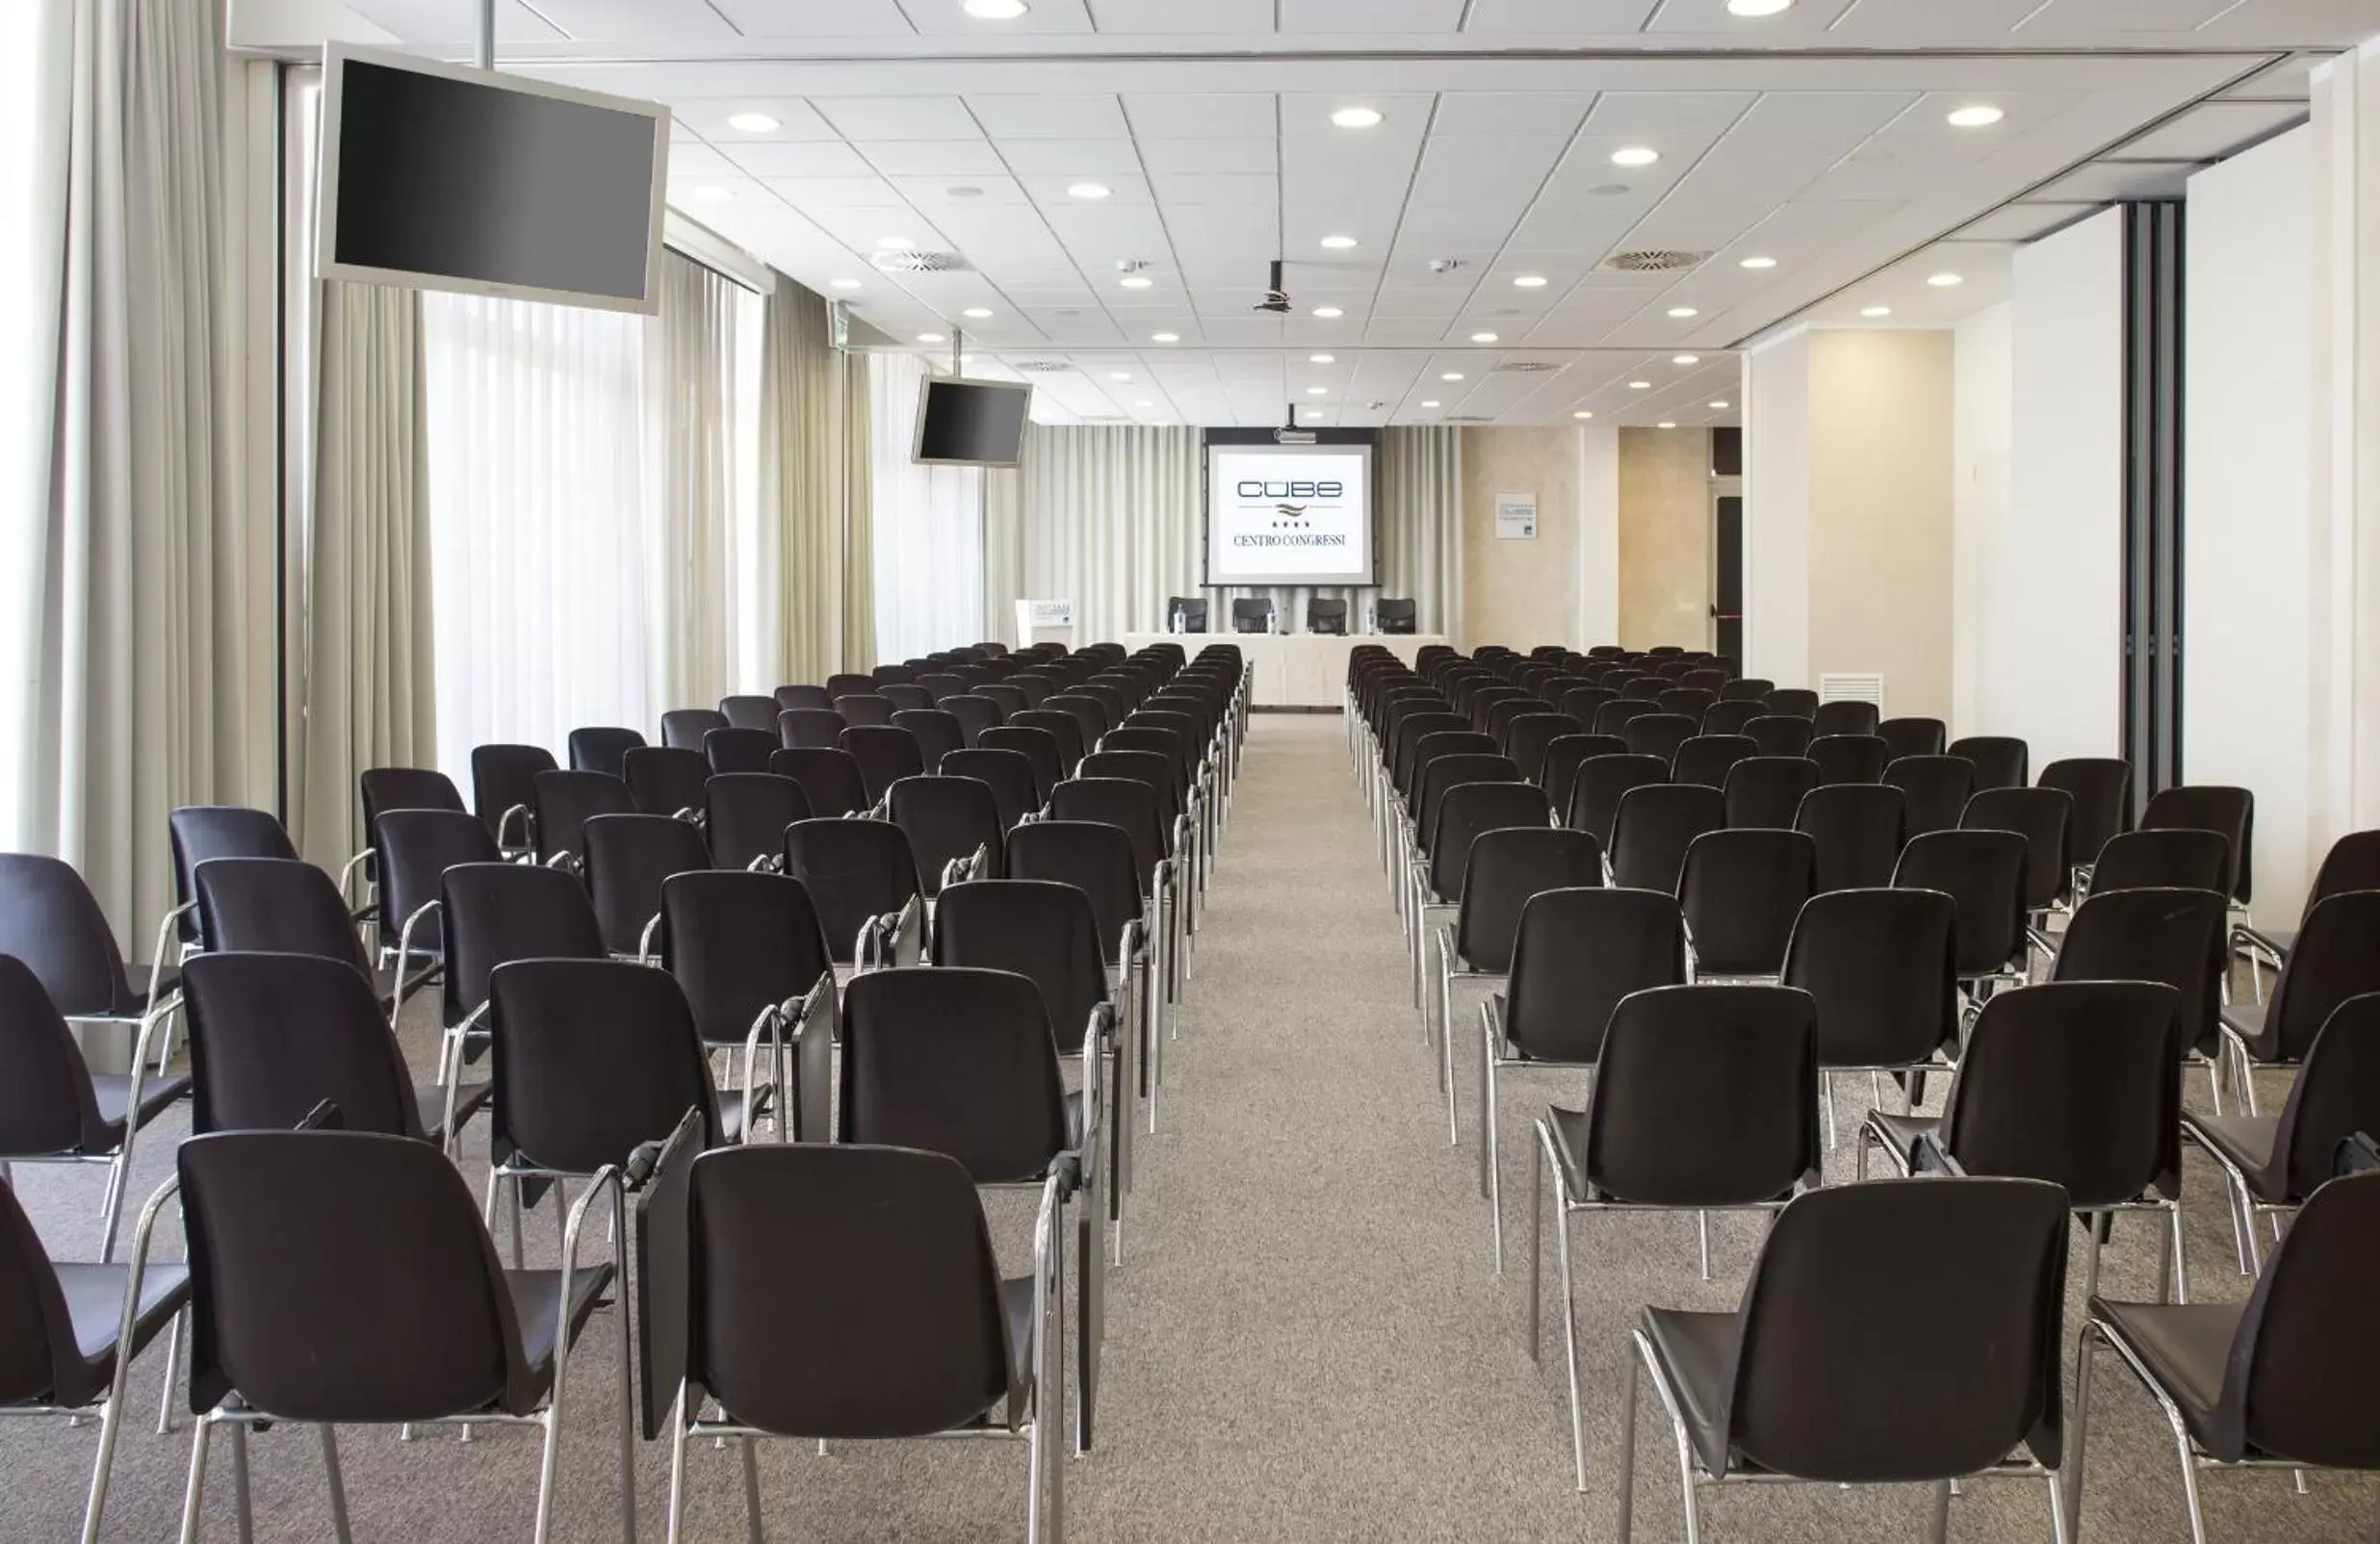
top-left (1307, 599), bottom-right (1348, 634)
top-left (1563, 753), bottom-right (1669, 850)
top-left (1376, 598), bottom-right (1417, 632)
top-left (1882, 754), bottom-right (1976, 836)
top-left (1387, 711), bottom-right (1466, 793)
top-left (835, 694), bottom-right (896, 728)
top-left (491, 958), bottom-right (724, 1171)
top-left (1048, 778), bottom-right (1168, 885)
top-left (1808, 733), bottom-right (1888, 786)
top-left (624, 745), bottom-right (711, 818)
top-left (1947, 735), bottom-right (2029, 791)
top-left (1592, 699), bottom-right (1661, 737)
top-left (2036, 757), bottom-right (2131, 866)
top-left (2141, 784), bottom-right (2255, 905)
top-left (1408, 732), bottom-right (1500, 814)
top-left (1622, 712), bottom-right (1700, 763)
top-left (1811, 700), bottom-right (1878, 738)
top-left (1496, 713), bottom-right (1576, 784)
top-left (775, 684), bottom-right (833, 712)
top-left (1724, 757), bottom-right (1819, 830)
top-left (767, 747), bottom-right (870, 818)
top-left (359, 767), bottom-right (467, 833)
top-left (1426, 782), bottom-right (1552, 904)
top-left (1719, 677), bottom-right (1774, 703)
top-left (1450, 829), bottom-right (1604, 973)
top-left (1785, 887), bottom-right (1957, 1068)
top-left (2087, 829), bottom-right (2230, 895)
top-left (1502, 888), bottom-right (1684, 1063)
top-left (888, 776), bottom-right (1004, 896)
top-left (1722, 1177), bottom-right (2069, 1480)
top-left (1876, 716), bottom-right (1947, 760)
top-left (973, 727), bottom-right (1064, 806)
top-left (659, 868), bottom-right (832, 1068)
top-left (2049, 887), bottom-right (2232, 1061)
top-left (2252, 890), bottom-right (2380, 1064)
top-left (193, 857), bottom-right (371, 973)
top-left (1557, 686), bottom-right (1617, 726)
top-left (1745, 715), bottom-right (1815, 759)
top-left (941, 694), bottom-right (1001, 747)
top-left (719, 694), bottom-right (780, 732)
top-left (2264, 996), bottom-right (2380, 1203)
top-left (877, 684), bottom-right (931, 713)
top-left (374, 809), bottom-right (503, 958)
top-left (1960, 785), bottom-right (2072, 911)
top-left (1078, 748), bottom-right (1185, 828)
top-left (703, 773), bottom-right (810, 871)
top-left (1004, 820), bottom-right (1145, 964)
top-left (0, 953), bottom-right (113, 1155)
top-left (1763, 688), bottom-right (1820, 719)
top-left (915, 672), bottom-right (967, 703)
top-left (1678, 830), bottom-right (1816, 976)
top-left (825, 674), bottom-right (876, 702)
top-left (171, 807), bottom-right (299, 942)
top-left (466, 747), bottom-right (557, 849)
top-left (1537, 734), bottom-right (1624, 821)
top-left (1893, 829), bottom-right (2029, 979)
top-left (891, 710), bottom-right (966, 771)
top-left (778, 708), bottom-right (847, 750)
top-left (439, 861), bottom-right (608, 1027)
top-left (567, 726), bottom-right (645, 778)
top-left (182, 952), bottom-right (423, 1139)
top-left (1793, 783), bottom-right (1905, 892)
top-left (1658, 687), bottom-right (1718, 721)
top-left (1010, 709), bottom-right (1087, 771)
top-left (177, 1129), bottom-right (532, 1422)
top-left (530, 768), bottom-right (637, 866)
top-left (1671, 733), bottom-right (1757, 789)
top-left (1414, 755), bottom-right (1524, 856)
top-left (0, 1166), bottom-right (111, 1407)
top-left (1938, 981), bottom-right (2183, 1207)
top-left (839, 967), bottom-right (1070, 1183)
top-left (1581, 984), bottom-right (1818, 1205)
top-left (705, 727), bottom-right (779, 776)
top-left (661, 708), bottom-right (728, 750)
top-left (2304, 830), bottom-right (2380, 922)
top-left (583, 813), bottom-right (714, 956)
top-left (783, 818), bottom-right (922, 966)
top-left (1699, 700), bottom-right (1762, 737)
top-left (840, 725), bottom-right (927, 805)
top-left (939, 748), bottom-right (1040, 832)
top-left (1230, 597), bottom-right (1274, 632)
top-left (1166, 596), bottom-right (1210, 631)
top-left (1609, 783), bottom-right (1726, 893)
top-left (932, 880), bottom-right (1110, 1057)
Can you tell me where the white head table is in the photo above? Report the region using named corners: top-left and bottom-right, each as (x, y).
top-left (1122, 631), bottom-right (1451, 708)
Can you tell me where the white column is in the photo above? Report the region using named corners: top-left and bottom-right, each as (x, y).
top-left (1742, 331), bottom-right (1810, 688)
top-left (1574, 422), bottom-right (1620, 649)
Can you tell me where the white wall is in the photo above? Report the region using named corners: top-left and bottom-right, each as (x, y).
top-left (1986, 209), bottom-right (2125, 768)
top-left (2186, 126), bottom-right (2316, 920)
top-left (1575, 422), bottom-right (1621, 648)
top-left (1953, 303), bottom-right (2012, 738)
top-left (1743, 332), bottom-right (1810, 687)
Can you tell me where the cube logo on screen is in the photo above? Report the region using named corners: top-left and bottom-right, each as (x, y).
top-left (1208, 447), bottom-right (1371, 585)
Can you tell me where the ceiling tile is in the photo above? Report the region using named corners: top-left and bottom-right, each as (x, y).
top-left (721, 141), bottom-right (877, 177)
top-left (967, 94), bottom-right (1131, 139)
top-left (2031, 159), bottom-right (2200, 200)
top-left (996, 140), bottom-right (1148, 174)
top-left (706, 0), bottom-right (918, 37)
top-left (853, 140), bottom-right (1014, 176)
top-left (2114, 100), bottom-right (2307, 161)
top-left (811, 97), bottom-right (985, 142)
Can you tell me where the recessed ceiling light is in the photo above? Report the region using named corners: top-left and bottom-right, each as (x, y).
top-left (1510, 275), bottom-right (1550, 292)
top-left (947, 186), bottom-right (985, 198)
top-left (1109, 372), bottom-right (1132, 381)
top-left (1668, 307), bottom-right (1698, 318)
top-left (1320, 235), bottom-right (1358, 250)
top-left (1067, 183), bottom-right (1112, 201)
top-left (1672, 354), bottom-right (1700, 365)
top-left (1306, 386), bottom-right (1328, 395)
top-left (1470, 332), bottom-right (1499, 344)
top-left (1928, 272), bottom-right (1965, 288)
top-left (1151, 331), bottom-right (1179, 342)
top-left (726, 112), bottom-right (780, 134)
top-left (829, 278), bottom-right (862, 291)
top-left (1629, 380), bottom-right (1652, 389)
top-left (918, 333), bottom-right (945, 343)
top-left (1710, 399), bottom-right (1731, 409)
top-left (1861, 305), bottom-right (1892, 318)
top-left (963, 0), bottom-right (1028, 16)
top-left (1658, 421), bottom-right (1678, 429)
top-left (1119, 275), bottom-right (1153, 290)
top-left (1309, 353), bottom-right (1334, 364)
top-left (1572, 410), bottom-right (1594, 420)
top-left (1725, 0), bottom-right (1794, 14)
top-left (1420, 399), bottom-right (1441, 408)
top-left (1313, 306), bottom-right (1343, 319)
top-left (1611, 146), bottom-right (1661, 167)
top-left (1947, 105), bottom-right (2005, 128)
top-left (962, 307), bottom-right (994, 319)
top-left (1331, 106), bottom-right (1383, 129)
top-left (1739, 256), bottom-right (1777, 270)
top-left (878, 237), bottom-right (916, 250)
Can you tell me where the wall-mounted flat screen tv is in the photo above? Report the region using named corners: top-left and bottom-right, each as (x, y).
top-left (914, 378), bottom-right (1032, 468)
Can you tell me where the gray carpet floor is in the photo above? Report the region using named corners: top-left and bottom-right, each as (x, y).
top-left (7, 709), bottom-right (2376, 1540)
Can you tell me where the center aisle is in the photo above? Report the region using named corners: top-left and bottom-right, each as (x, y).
top-left (1074, 710), bottom-right (1593, 1538)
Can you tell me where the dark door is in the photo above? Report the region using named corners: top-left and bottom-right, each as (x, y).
top-left (1713, 495), bottom-right (1744, 663)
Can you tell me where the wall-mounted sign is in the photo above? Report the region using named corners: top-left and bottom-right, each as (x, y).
top-left (1026, 599), bottom-right (1075, 627)
top-left (1494, 491), bottom-right (1539, 540)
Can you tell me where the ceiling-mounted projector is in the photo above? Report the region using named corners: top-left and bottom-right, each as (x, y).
top-left (1274, 403), bottom-right (1316, 445)
top-left (1254, 258), bottom-right (1291, 315)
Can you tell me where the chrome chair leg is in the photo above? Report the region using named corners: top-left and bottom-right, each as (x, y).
top-left (1927, 1478), bottom-right (1953, 1544)
top-left (2169, 1405), bottom-right (2212, 1544)
top-left (740, 1437), bottom-right (763, 1544)
top-left (2064, 1329), bottom-right (2098, 1540)
top-left (323, 1425), bottom-right (355, 1544)
top-left (664, 1385), bottom-right (691, 1544)
top-left (1552, 1146), bottom-right (1587, 1493)
top-left (229, 1418), bottom-right (255, 1544)
top-left (178, 1411), bottom-right (215, 1544)
top-left (156, 1306), bottom-right (186, 1433)
top-left (1484, 1028), bottom-right (1504, 1272)
top-left (1527, 1138), bottom-right (1544, 1361)
top-left (1616, 1339), bottom-right (1640, 1538)
top-left (1696, 1211), bottom-right (1712, 1282)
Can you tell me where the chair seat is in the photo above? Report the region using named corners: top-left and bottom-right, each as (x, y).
top-left (2236, 924), bottom-right (2295, 960)
top-left (2218, 1000), bottom-right (2272, 1059)
top-left (54, 1260), bottom-right (193, 1392)
top-left (718, 1089), bottom-right (761, 1145)
top-left (1641, 1305), bottom-right (1739, 1478)
top-left (2180, 1111), bottom-right (2287, 1202)
top-left (90, 1072), bottom-right (193, 1145)
top-left (504, 1264), bottom-right (615, 1405)
top-left (2091, 1300), bottom-right (2244, 1459)
top-left (105, 966), bottom-right (179, 1020)
top-left (417, 1080), bottom-right (492, 1144)
top-left (1863, 1110), bottom-right (1939, 1171)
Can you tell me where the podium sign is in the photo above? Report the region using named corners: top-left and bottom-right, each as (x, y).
top-left (1015, 599), bottom-right (1077, 650)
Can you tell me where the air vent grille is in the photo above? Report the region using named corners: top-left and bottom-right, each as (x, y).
top-left (1013, 361), bottom-right (1074, 374)
top-left (1493, 361), bottom-right (1562, 373)
top-left (1600, 249), bottom-right (1705, 273)
top-left (870, 249), bottom-right (971, 273)
top-left (1446, 414), bottom-right (1496, 424)
top-left (1819, 673), bottom-right (1885, 709)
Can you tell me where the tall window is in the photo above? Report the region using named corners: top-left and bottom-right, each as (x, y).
top-left (870, 351), bottom-right (984, 661)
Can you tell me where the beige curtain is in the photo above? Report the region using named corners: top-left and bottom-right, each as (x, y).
top-left (760, 276), bottom-right (872, 683)
top-left (985, 423), bottom-right (1463, 644)
top-left (647, 251), bottom-right (736, 709)
top-left (291, 284), bottom-right (436, 869)
top-left (9, 0), bottom-right (272, 947)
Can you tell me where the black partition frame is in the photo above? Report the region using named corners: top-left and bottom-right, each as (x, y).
top-left (2121, 200), bottom-right (2185, 823)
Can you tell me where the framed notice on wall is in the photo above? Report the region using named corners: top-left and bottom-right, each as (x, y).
top-left (1494, 491), bottom-right (1538, 540)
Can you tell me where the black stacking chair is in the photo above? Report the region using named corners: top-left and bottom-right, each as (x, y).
top-left (2236, 829), bottom-right (2380, 998)
top-left (1615, 1177), bottom-right (2070, 1537)
top-left (879, 684), bottom-right (933, 713)
top-left (1723, 756), bottom-right (1818, 830)
top-left (0, 1169), bottom-right (188, 1543)
top-left (916, 672), bottom-right (967, 703)
top-left (718, 694), bottom-right (779, 732)
top-left (1878, 715), bottom-right (1948, 760)
top-left (1534, 985), bottom-right (1823, 1485)
top-left (1744, 714), bottom-right (1815, 759)
top-left (775, 684), bottom-right (832, 712)
top-left (1669, 733), bottom-right (1756, 789)
top-left (1681, 669), bottom-right (1729, 694)
top-left (1429, 828), bottom-right (1603, 1106)
top-left (582, 813), bottom-right (713, 959)
top-left (703, 773), bottom-right (808, 872)
top-left (1763, 688), bottom-right (1820, 719)
top-left (983, 726), bottom-right (1068, 807)
top-left (657, 869), bottom-right (833, 1142)
top-left (1377, 598), bottom-right (1416, 633)
top-left (1475, 888), bottom-right (1685, 1271)
top-left (349, 768), bottom-right (471, 936)
top-left (1657, 687), bottom-right (1717, 722)
top-left (170, 1129), bottom-right (627, 1544)
top-left (1809, 733), bottom-right (1889, 785)
top-left (1231, 598), bottom-right (1275, 633)
top-left (1485, 696), bottom-right (1544, 750)
top-left (784, 817), bottom-right (924, 972)
top-left (836, 693), bottom-right (896, 728)
top-left (468, 748), bottom-right (556, 857)
top-left (1558, 686), bottom-right (1617, 727)
top-left (1494, 713), bottom-right (1574, 786)
top-left (531, 768), bottom-right (637, 872)
top-left (1884, 754), bottom-right (1977, 836)
top-left (1307, 598), bottom-right (1348, 635)
top-left (1012, 709), bottom-right (1087, 773)
top-left (637, 1134), bottom-right (1065, 1544)
top-left (660, 708), bottom-right (726, 750)
top-left (704, 726), bottom-right (778, 776)
top-left (778, 707), bottom-right (846, 750)
top-left (1796, 783), bottom-right (1906, 892)
top-left (1698, 701), bottom-right (1761, 737)
top-left (944, 693), bottom-right (1002, 746)
top-left (1410, 780), bottom-right (1551, 1032)
top-left (1565, 754), bottom-right (1669, 851)
top-left (979, 683), bottom-right (1031, 721)
top-left (841, 724), bottom-right (927, 808)
top-left (1812, 700), bottom-right (1879, 738)
top-left (1594, 699), bottom-right (1662, 738)
top-left (168, 806), bottom-right (299, 953)
top-left (768, 747), bottom-right (868, 818)
top-left (2216, 890), bottom-right (2380, 1119)
top-left (2039, 757), bottom-right (2132, 888)
top-left (374, 807), bottom-right (504, 976)
top-left (1619, 675), bottom-right (1668, 703)
top-left (825, 673), bottom-right (877, 703)
top-left (943, 747), bottom-right (1042, 831)
top-left (1678, 829), bottom-right (1815, 981)
top-left (1007, 820), bottom-right (1160, 1132)
top-left (623, 746), bottom-right (709, 820)
top-left (1719, 677), bottom-right (1773, 703)
top-left (190, 854), bottom-right (442, 1042)
top-left (1047, 694), bottom-right (1112, 754)
top-left (1048, 780), bottom-right (1184, 1051)
top-left (1962, 785), bottom-right (2074, 938)
top-left (2089, 828), bottom-right (2230, 898)
top-left (2072, 1169), bottom-right (2380, 1543)
top-left (1895, 829), bottom-right (2031, 1005)
top-left (890, 775), bottom-right (1005, 894)
top-left (1608, 784), bottom-right (1726, 893)
top-left (1539, 735), bottom-right (1626, 829)
top-left (1785, 887), bottom-right (1958, 1146)
top-left (892, 708), bottom-right (967, 771)
top-left (2052, 888), bottom-right (2229, 1117)
top-left (413, 861), bottom-right (610, 1099)
top-left (0, 954), bottom-right (190, 1261)
top-left (568, 726), bottom-right (644, 778)
top-left (1950, 735), bottom-right (2029, 791)
top-left (2142, 784), bottom-right (2257, 914)
top-left (840, 966), bottom-right (1100, 1453)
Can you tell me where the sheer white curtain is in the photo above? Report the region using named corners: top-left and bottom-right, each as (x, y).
top-left (869, 351), bottom-right (983, 661)
top-left (424, 295), bottom-right (653, 786)
top-left (0, 0), bottom-right (54, 848)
